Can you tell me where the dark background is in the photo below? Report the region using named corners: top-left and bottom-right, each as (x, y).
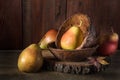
top-left (0, 0), bottom-right (120, 50)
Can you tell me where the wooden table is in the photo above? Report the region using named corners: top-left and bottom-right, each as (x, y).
top-left (0, 50), bottom-right (120, 80)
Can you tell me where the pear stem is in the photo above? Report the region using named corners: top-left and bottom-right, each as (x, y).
top-left (79, 20), bottom-right (82, 27)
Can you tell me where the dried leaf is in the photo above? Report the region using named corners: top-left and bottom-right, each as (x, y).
top-left (88, 57), bottom-right (109, 65)
top-left (97, 57), bottom-right (106, 60)
top-left (98, 59), bottom-right (109, 65)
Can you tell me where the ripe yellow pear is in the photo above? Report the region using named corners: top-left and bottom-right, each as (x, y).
top-left (39, 29), bottom-right (57, 49)
top-left (60, 26), bottom-right (83, 50)
top-left (18, 44), bottom-right (43, 72)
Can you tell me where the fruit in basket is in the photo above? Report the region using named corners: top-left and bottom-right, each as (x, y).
top-left (39, 29), bottom-right (57, 49)
top-left (60, 26), bottom-right (84, 50)
top-left (18, 44), bottom-right (43, 72)
top-left (98, 31), bottom-right (119, 56)
top-left (56, 13), bottom-right (90, 49)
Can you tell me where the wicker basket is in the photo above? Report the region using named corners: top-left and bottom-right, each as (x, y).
top-left (55, 13), bottom-right (91, 49)
top-left (48, 42), bottom-right (98, 62)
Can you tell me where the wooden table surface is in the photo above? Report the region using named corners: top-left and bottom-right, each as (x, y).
top-left (0, 50), bottom-right (120, 80)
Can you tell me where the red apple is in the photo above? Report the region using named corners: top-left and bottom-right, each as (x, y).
top-left (98, 32), bottom-right (119, 56)
top-left (98, 41), bottom-right (118, 56)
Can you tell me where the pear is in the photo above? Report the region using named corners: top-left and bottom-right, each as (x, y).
top-left (18, 44), bottom-right (43, 72)
top-left (60, 26), bottom-right (83, 50)
top-left (39, 29), bottom-right (57, 49)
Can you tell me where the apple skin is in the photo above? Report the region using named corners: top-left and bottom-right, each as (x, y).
top-left (98, 41), bottom-right (118, 56)
top-left (98, 32), bottom-right (119, 56)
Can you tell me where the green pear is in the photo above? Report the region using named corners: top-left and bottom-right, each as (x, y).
top-left (18, 44), bottom-right (43, 72)
top-left (60, 26), bottom-right (83, 50)
top-left (39, 29), bottom-right (57, 49)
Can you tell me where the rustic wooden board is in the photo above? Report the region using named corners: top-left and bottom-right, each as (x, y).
top-left (43, 57), bottom-right (110, 74)
top-left (0, 50), bottom-right (120, 80)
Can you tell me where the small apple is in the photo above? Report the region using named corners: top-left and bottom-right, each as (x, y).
top-left (98, 41), bottom-right (118, 56)
top-left (98, 32), bottom-right (119, 56)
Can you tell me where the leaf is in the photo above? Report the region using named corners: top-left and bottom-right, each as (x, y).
top-left (97, 57), bottom-right (109, 65)
top-left (97, 57), bottom-right (106, 60)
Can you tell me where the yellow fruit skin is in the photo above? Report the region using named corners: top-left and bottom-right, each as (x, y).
top-left (110, 33), bottom-right (119, 42)
top-left (60, 26), bottom-right (83, 50)
top-left (18, 44), bottom-right (43, 72)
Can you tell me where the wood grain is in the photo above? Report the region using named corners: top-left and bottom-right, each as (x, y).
top-left (0, 50), bottom-right (120, 79)
top-left (54, 0), bottom-right (67, 29)
top-left (0, 0), bottom-right (120, 49)
top-left (22, 0), bottom-right (32, 48)
top-left (0, 0), bottom-right (22, 49)
top-left (30, 0), bottom-right (55, 43)
top-left (66, 0), bottom-right (120, 48)
top-left (31, 0), bottom-right (67, 44)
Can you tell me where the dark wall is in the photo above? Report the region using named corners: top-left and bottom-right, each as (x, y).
top-left (0, 0), bottom-right (22, 49)
top-left (0, 0), bottom-right (120, 49)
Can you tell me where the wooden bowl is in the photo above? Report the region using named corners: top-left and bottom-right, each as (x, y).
top-left (48, 42), bottom-right (98, 62)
